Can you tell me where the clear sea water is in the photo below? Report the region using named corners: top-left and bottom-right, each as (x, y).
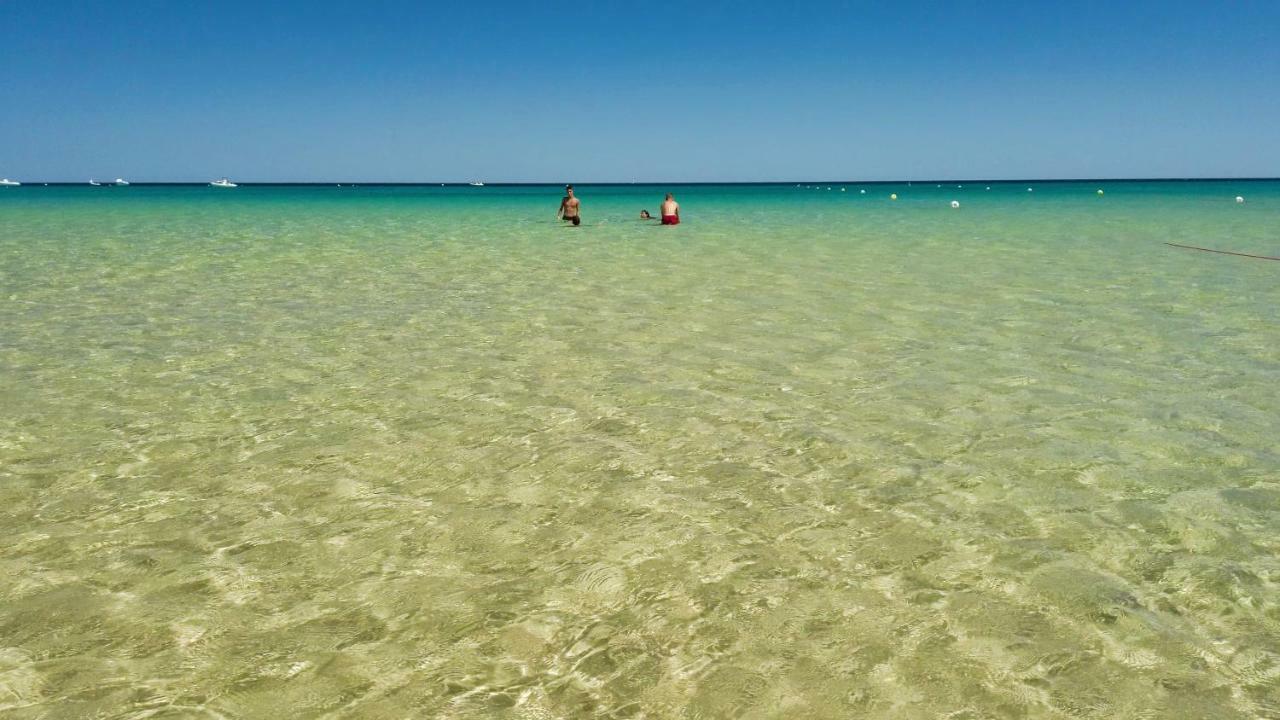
top-left (1, 181), bottom-right (1278, 718)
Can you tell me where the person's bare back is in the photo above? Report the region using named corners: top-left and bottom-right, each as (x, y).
top-left (660, 193), bottom-right (680, 225)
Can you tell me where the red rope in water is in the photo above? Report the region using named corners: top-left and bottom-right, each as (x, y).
top-left (1164, 242), bottom-right (1280, 262)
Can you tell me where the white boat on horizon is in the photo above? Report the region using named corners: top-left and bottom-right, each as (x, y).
top-left (89, 179), bottom-right (103, 186)
top-left (115, 178), bottom-right (130, 186)
top-left (0, 178), bottom-right (19, 187)
top-left (469, 181), bottom-right (485, 186)
top-left (210, 178), bottom-right (237, 188)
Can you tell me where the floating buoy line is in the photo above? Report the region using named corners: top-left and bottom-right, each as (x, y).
top-left (1165, 243), bottom-right (1280, 262)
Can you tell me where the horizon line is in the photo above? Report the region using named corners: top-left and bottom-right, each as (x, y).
top-left (5, 176), bottom-right (1278, 186)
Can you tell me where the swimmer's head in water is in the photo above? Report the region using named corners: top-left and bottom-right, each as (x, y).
top-left (640, 210), bottom-right (651, 219)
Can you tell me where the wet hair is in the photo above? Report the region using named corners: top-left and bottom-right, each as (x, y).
top-left (640, 210), bottom-right (651, 218)
top-left (566, 185), bottom-right (574, 191)
top-left (665, 193), bottom-right (673, 200)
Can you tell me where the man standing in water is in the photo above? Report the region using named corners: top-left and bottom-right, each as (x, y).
top-left (558, 185), bottom-right (581, 226)
top-left (660, 192), bottom-right (680, 225)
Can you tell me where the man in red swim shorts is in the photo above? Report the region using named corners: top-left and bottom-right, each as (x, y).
top-left (660, 192), bottom-right (680, 225)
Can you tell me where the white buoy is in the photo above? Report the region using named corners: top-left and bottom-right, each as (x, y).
top-left (950, 200), bottom-right (960, 209)
top-left (1236, 196), bottom-right (1245, 204)
top-left (1097, 189), bottom-right (1104, 196)
top-left (985, 186), bottom-right (991, 190)
top-left (890, 193), bottom-right (898, 200)
top-left (860, 189), bottom-right (866, 194)
top-left (841, 187), bottom-right (846, 192)
top-left (1027, 187), bottom-right (1034, 192)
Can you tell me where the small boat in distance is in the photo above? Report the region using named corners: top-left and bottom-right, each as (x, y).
top-left (115, 178), bottom-right (130, 186)
top-left (89, 179), bottom-right (103, 186)
top-left (0, 178), bottom-right (19, 187)
top-left (210, 178), bottom-right (237, 188)
top-left (469, 181), bottom-right (485, 186)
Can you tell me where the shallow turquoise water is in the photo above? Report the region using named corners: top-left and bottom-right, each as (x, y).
top-left (2, 182), bottom-right (1278, 718)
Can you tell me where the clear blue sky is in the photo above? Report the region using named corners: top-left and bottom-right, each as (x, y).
top-left (3, 1), bottom-right (1277, 182)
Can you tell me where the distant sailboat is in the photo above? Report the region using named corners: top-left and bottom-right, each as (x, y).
top-left (115, 178), bottom-right (130, 186)
top-left (469, 181), bottom-right (485, 186)
top-left (0, 178), bottom-right (19, 187)
top-left (89, 179), bottom-right (102, 186)
top-left (210, 178), bottom-right (237, 188)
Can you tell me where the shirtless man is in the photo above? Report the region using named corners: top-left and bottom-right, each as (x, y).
top-left (660, 193), bottom-right (680, 225)
top-left (558, 185), bottom-right (581, 226)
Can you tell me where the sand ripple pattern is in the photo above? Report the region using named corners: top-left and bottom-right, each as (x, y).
top-left (1, 184), bottom-right (1279, 718)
